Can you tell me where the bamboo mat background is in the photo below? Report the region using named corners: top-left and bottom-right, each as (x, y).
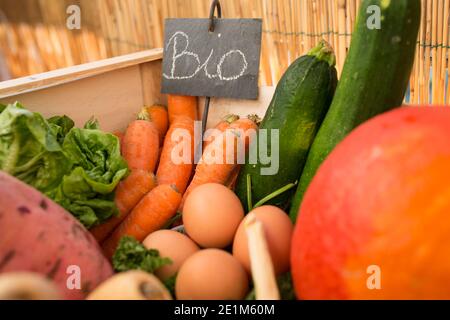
top-left (0, 0), bottom-right (448, 104)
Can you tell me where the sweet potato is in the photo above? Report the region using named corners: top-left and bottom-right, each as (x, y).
top-left (0, 171), bottom-right (113, 300)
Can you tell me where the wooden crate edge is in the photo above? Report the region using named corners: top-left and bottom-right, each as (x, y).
top-left (0, 48), bottom-right (163, 99)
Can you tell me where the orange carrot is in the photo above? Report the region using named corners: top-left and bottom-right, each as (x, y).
top-left (145, 105), bottom-right (169, 144)
top-left (226, 166), bottom-right (241, 190)
top-left (168, 95), bottom-right (198, 123)
top-left (90, 170), bottom-right (157, 243)
top-left (113, 131), bottom-right (124, 141)
top-left (180, 116), bottom-right (259, 210)
top-left (230, 115), bottom-right (261, 148)
top-left (156, 116), bottom-right (195, 194)
top-left (102, 184), bottom-right (182, 258)
top-left (204, 114), bottom-right (240, 150)
top-left (122, 117), bottom-right (159, 172)
top-left (214, 114), bottom-right (241, 131)
top-left (225, 117), bottom-right (258, 191)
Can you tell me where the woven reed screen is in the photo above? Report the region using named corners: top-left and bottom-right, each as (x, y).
top-left (0, 0), bottom-right (448, 104)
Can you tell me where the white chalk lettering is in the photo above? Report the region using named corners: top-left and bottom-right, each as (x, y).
top-left (163, 32), bottom-right (248, 81)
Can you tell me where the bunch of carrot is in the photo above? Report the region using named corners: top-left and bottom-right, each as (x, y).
top-left (179, 114), bottom-right (259, 210)
top-left (93, 95), bottom-right (259, 259)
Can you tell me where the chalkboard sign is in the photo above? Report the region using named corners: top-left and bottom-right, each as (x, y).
top-left (161, 19), bottom-right (262, 100)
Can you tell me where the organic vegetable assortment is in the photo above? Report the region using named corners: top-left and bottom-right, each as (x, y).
top-left (3, 0), bottom-right (445, 301)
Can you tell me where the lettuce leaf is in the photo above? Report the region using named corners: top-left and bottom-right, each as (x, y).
top-left (48, 115), bottom-right (75, 144)
top-left (0, 103), bottom-right (128, 229)
top-left (62, 128), bottom-right (127, 192)
top-left (0, 103), bottom-right (69, 192)
top-left (83, 117), bottom-right (100, 130)
top-left (52, 128), bottom-right (128, 227)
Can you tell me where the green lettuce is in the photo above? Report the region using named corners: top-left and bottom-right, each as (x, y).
top-left (48, 115), bottom-right (75, 144)
top-left (0, 103), bottom-right (69, 192)
top-left (0, 103), bottom-right (128, 228)
top-left (83, 117), bottom-right (100, 130)
top-left (52, 128), bottom-right (128, 227)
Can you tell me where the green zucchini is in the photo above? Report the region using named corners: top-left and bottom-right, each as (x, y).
top-left (235, 41), bottom-right (338, 211)
top-left (289, 0), bottom-right (421, 222)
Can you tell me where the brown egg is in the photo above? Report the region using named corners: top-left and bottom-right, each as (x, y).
top-left (233, 206), bottom-right (293, 275)
top-left (183, 183), bottom-right (244, 248)
top-left (175, 249), bottom-right (249, 300)
top-left (143, 230), bottom-right (200, 281)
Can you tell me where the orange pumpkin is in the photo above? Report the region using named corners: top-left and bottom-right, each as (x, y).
top-left (291, 107), bottom-right (450, 300)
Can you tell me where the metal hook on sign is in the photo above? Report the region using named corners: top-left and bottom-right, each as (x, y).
top-left (202, 0), bottom-right (222, 135)
top-left (209, 0), bottom-right (222, 32)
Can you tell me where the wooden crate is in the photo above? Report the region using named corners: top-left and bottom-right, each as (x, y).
top-left (0, 49), bottom-right (274, 131)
